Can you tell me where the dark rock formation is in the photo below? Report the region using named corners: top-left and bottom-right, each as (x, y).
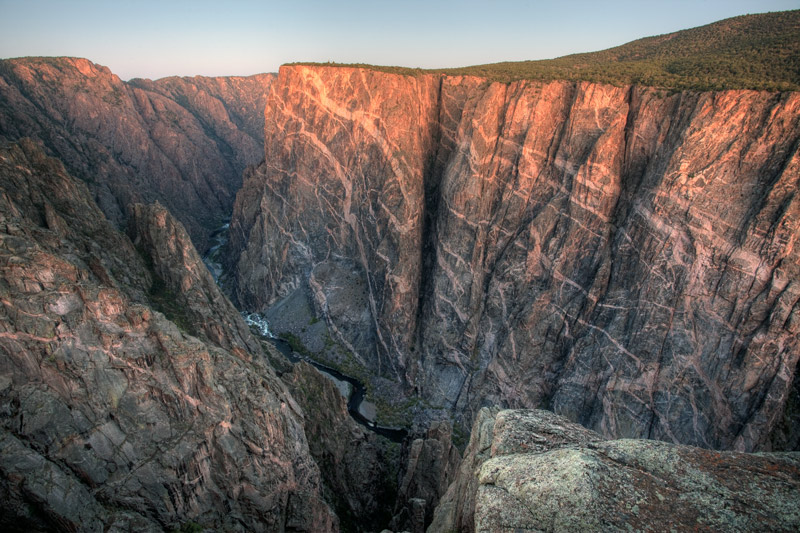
top-left (427, 408), bottom-right (501, 533)
top-left (390, 421), bottom-right (461, 533)
top-left (229, 64), bottom-right (800, 452)
top-left (0, 57), bottom-right (274, 249)
top-left (430, 408), bottom-right (800, 533)
top-left (282, 361), bottom-right (398, 532)
top-left (0, 140), bottom-right (335, 531)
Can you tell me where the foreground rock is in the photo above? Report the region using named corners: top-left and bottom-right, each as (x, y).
top-left (0, 140), bottom-right (335, 531)
top-left (429, 408), bottom-right (800, 533)
top-left (0, 57), bottom-right (274, 248)
top-left (229, 64), bottom-right (800, 451)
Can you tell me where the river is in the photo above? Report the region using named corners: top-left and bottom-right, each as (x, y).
top-left (205, 226), bottom-right (407, 442)
top-left (265, 334), bottom-right (407, 442)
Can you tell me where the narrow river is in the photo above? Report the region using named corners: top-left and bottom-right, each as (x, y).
top-left (204, 224), bottom-right (407, 443)
top-left (267, 335), bottom-right (407, 442)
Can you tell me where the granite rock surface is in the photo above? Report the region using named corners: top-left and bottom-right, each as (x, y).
top-left (430, 408), bottom-right (800, 533)
top-left (0, 140), bottom-right (336, 531)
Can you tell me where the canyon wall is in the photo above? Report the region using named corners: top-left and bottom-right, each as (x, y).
top-left (0, 140), bottom-right (335, 531)
top-left (0, 57), bottom-right (274, 249)
top-left (229, 65), bottom-right (800, 452)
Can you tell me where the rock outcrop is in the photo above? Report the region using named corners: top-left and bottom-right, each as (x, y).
top-left (0, 57), bottom-right (274, 249)
top-left (390, 421), bottom-right (461, 533)
top-left (429, 408), bottom-right (800, 533)
top-left (229, 64), bottom-right (800, 451)
top-left (129, 202), bottom-right (262, 358)
top-left (0, 140), bottom-right (335, 531)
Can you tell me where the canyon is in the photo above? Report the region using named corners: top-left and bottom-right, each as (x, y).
top-left (229, 64), bottom-right (800, 454)
top-left (1, 12), bottom-right (799, 530)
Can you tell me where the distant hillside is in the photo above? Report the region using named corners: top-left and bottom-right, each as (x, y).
top-left (0, 57), bottom-right (274, 250)
top-left (294, 10), bottom-right (800, 91)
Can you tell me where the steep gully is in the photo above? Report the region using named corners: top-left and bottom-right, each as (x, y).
top-left (203, 222), bottom-right (408, 442)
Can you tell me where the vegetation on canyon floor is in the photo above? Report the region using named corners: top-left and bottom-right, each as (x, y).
top-left (293, 10), bottom-right (800, 91)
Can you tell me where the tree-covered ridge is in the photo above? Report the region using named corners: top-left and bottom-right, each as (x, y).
top-left (292, 10), bottom-right (800, 91)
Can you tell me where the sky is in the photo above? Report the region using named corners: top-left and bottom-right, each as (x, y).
top-left (1, 0), bottom-right (798, 80)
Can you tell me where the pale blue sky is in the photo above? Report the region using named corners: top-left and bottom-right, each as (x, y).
top-left (1, 0), bottom-right (798, 80)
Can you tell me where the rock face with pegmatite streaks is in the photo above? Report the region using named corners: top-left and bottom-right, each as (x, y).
top-left (228, 64), bottom-right (800, 452)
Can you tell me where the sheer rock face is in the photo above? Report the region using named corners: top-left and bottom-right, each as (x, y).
top-left (427, 407), bottom-right (501, 533)
top-left (229, 65), bottom-right (443, 377)
top-left (0, 57), bottom-right (274, 249)
top-left (229, 64), bottom-right (800, 452)
top-left (390, 421), bottom-right (461, 533)
top-left (0, 141), bottom-right (336, 532)
top-left (430, 409), bottom-right (800, 533)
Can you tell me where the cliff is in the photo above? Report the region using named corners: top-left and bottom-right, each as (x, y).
top-left (0, 57), bottom-right (274, 249)
top-left (229, 64), bottom-right (800, 452)
top-left (129, 202), bottom-right (263, 357)
top-left (0, 140), bottom-right (335, 531)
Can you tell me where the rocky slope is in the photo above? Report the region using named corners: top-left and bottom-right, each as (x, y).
top-left (129, 201), bottom-right (263, 358)
top-left (229, 64), bottom-right (800, 452)
top-left (0, 57), bottom-right (274, 249)
top-left (429, 408), bottom-right (800, 533)
top-left (0, 140), bottom-right (335, 531)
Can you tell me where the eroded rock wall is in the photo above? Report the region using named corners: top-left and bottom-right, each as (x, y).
top-left (129, 202), bottom-right (263, 357)
top-left (230, 65), bottom-right (800, 451)
top-left (0, 140), bottom-right (335, 531)
top-left (390, 421), bottom-right (461, 533)
top-left (282, 361), bottom-right (399, 532)
top-left (229, 66), bottom-right (443, 379)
